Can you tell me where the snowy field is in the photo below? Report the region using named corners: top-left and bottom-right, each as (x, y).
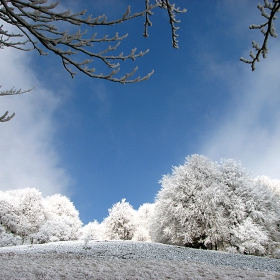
top-left (0, 241), bottom-right (280, 279)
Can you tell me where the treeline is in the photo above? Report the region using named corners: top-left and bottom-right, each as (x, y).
top-left (1, 155), bottom-right (280, 257)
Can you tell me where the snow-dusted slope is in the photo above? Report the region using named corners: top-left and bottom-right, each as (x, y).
top-left (0, 240), bottom-right (279, 279)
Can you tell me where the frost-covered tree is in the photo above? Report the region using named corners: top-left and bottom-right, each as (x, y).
top-left (0, 191), bottom-right (19, 233)
top-left (0, 0), bottom-right (186, 121)
top-left (137, 203), bottom-right (155, 227)
top-left (0, 191), bottom-right (23, 245)
top-left (219, 159), bottom-right (280, 255)
top-left (2, 188), bottom-right (46, 242)
top-left (79, 220), bottom-right (102, 243)
top-left (0, 188), bottom-right (46, 243)
top-left (32, 194), bottom-right (82, 243)
top-left (32, 215), bottom-right (79, 243)
top-left (132, 227), bottom-right (150, 242)
top-left (44, 193), bottom-right (80, 219)
top-left (0, 189), bottom-right (83, 245)
top-left (102, 199), bottom-right (137, 240)
top-left (255, 175), bottom-right (280, 202)
top-left (133, 203), bottom-right (154, 242)
top-left (151, 155), bottom-right (280, 256)
top-left (151, 155), bottom-right (230, 249)
top-left (230, 217), bottom-right (269, 256)
top-left (0, 224), bottom-right (22, 246)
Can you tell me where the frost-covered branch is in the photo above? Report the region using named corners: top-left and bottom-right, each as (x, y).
top-left (0, 1), bottom-right (186, 122)
top-left (157, 0), bottom-right (187, 48)
top-left (0, 0), bottom-right (156, 83)
top-left (0, 0), bottom-right (185, 84)
top-left (0, 85), bottom-right (32, 96)
top-left (240, 0), bottom-right (280, 71)
top-left (0, 85), bottom-right (32, 122)
top-left (144, 0), bottom-right (186, 48)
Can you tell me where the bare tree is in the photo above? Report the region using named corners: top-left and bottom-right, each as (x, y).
top-left (0, 0), bottom-right (186, 121)
top-left (240, 0), bottom-right (280, 70)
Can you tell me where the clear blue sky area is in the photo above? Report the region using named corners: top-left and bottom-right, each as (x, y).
top-left (1, 1), bottom-right (280, 224)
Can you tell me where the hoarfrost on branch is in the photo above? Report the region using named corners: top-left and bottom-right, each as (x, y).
top-left (0, 0), bottom-right (186, 120)
top-left (240, 0), bottom-right (280, 70)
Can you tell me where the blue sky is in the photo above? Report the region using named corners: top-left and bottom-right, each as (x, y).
top-left (1, 0), bottom-right (280, 224)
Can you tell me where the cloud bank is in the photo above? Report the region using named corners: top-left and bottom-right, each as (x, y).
top-left (201, 45), bottom-right (280, 179)
top-left (0, 47), bottom-right (71, 196)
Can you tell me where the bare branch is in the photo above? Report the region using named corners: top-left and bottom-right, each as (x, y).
top-left (240, 0), bottom-right (280, 71)
top-left (0, 111), bottom-right (15, 122)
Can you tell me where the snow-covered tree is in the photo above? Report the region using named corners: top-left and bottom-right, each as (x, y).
top-left (32, 194), bottom-right (82, 243)
top-left (151, 155), bottom-right (230, 249)
top-left (79, 220), bottom-right (102, 242)
top-left (0, 225), bottom-right (22, 247)
top-left (0, 188), bottom-right (57, 245)
top-left (137, 203), bottom-right (155, 228)
top-left (133, 203), bottom-right (154, 242)
top-left (32, 215), bottom-right (80, 243)
top-left (151, 154), bottom-right (280, 256)
top-left (220, 159), bottom-right (280, 254)
top-left (102, 199), bottom-right (137, 240)
top-left (230, 217), bottom-right (268, 256)
top-left (44, 194), bottom-right (80, 219)
top-left (0, 191), bottom-right (23, 245)
top-left (0, 189), bottom-right (83, 245)
top-left (133, 226), bottom-right (151, 242)
top-left (255, 175), bottom-right (280, 202)
top-left (0, 0), bottom-right (185, 121)
top-left (0, 192), bottom-right (20, 234)
top-left (1, 188), bottom-right (46, 243)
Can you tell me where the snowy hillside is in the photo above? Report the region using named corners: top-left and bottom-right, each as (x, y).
top-left (0, 240), bottom-right (279, 279)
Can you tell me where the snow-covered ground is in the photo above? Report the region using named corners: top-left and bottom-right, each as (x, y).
top-left (0, 240), bottom-right (279, 279)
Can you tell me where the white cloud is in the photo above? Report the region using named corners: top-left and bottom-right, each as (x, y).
top-left (0, 47), bottom-right (71, 196)
top-left (201, 44), bottom-right (280, 179)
